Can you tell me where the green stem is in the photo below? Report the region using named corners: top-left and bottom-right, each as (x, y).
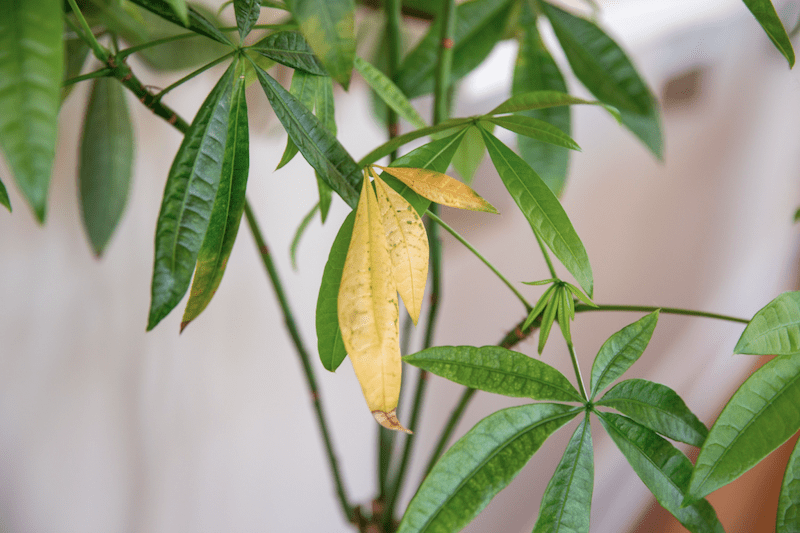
top-left (62, 67), bottom-right (114, 87)
top-left (65, 0), bottom-right (109, 61)
top-left (154, 52), bottom-right (236, 99)
top-left (432, 0), bottom-right (457, 126)
top-left (423, 386), bottom-right (476, 477)
top-left (244, 202), bottom-right (354, 523)
top-left (534, 231), bottom-right (557, 280)
top-left (567, 342), bottom-right (588, 401)
top-left (427, 211), bottom-right (532, 310)
top-left (575, 304), bottom-right (749, 324)
top-left (117, 32), bottom-right (201, 60)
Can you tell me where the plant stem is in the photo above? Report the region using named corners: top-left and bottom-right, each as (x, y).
top-left (427, 211), bottom-right (532, 310)
top-left (422, 386), bottom-right (476, 477)
top-left (567, 342), bottom-right (588, 401)
top-left (575, 304), bottom-right (749, 324)
top-left (65, 0), bottom-right (109, 61)
top-left (244, 202), bottom-right (354, 523)
top-left (534, 231), bottom-right (557, 280)
top-left (154, 52), bottom-right (237, 100)
top-left (62, 67), bottom-right (114, 87)
top-left (432, 0), bottom-right (456, 126)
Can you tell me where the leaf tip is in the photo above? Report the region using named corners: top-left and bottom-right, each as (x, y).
top-left (373, 409), bottom-right (412, 434)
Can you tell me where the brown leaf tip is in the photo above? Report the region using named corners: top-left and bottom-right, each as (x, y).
top-left (372, 409), bottom-right (412, 434)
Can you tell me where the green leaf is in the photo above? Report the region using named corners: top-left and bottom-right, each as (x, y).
top-left (403, 345), bottom-right (583, 401)
top-left (488, 90), bottom-right (606, 116)
top-left (289, 0), bottom-right (355, 88)
top-left (354, 56), bottom-right (426, 129)
top-left (513, 15), bottom-right (571, 196)
top-left (557, 286), bottom-right (573, 346)
top-left (688, 353), bottom-right (800, 502)
top-left (290, 202), bottom-right (319, 270)
top-left (316, 134), bottom-right (465, 371)
top-left (277, 70), bottom-right (319, 170)
top-left (180, 63), bottom-right (249, 331)
top-left (777, 436), bottom-right (800, 533)
top-left (234, 0), bottom-right (261, 40)
top-left (61, 37), bottom-right (90, 102)
top-left (250, 31), bottom-right (329, 76)
top-left (538, 287), bottom-right (559, 354)
top-left (165, 0), bottom-right (188, 25)
top-left (742, 0), bottom-right (795, 68)
top-left (0, 0), bottom-right (63, 222)
top-left (523, 284), bottom-right (556, 331)
top-left (533, 416), bottom-right (593, 533)
top-left (250, 61), bottom-right (361, 208)
top-left (147, 63), bottom-right (237, 331)
top-left (479, 127), bottom-right (593, 297)
top-left (598, 378), bottom-right (707, 447)
top-left (394, 0), bottom-right (514, 99)
top-left (317, 175), bottom-right (332, 222)
top-left (397, 403), bottom-right (580, 533)
top-left (598, 412), bottom-right (724, 533)
top-left (128, 0), bottom-right (233, 45)
top-left (540, 2), bottom-right (662, 158)
top-left (589, 310), bottom-right (659, 399)
top-left (451, 124), bottom-right (485, 184)
top-left (356, 118), bottom-right (472, 168)
top-left (734, 291), bottom-right (800, 355)
top-left (487, 115), bottom-right (580, 151)
top-left (0, 177), bottom-right (11, 212)
top-left (316, 75), bottom-right (337, 134)
top-left (79, 77), bottom-right (134, 256)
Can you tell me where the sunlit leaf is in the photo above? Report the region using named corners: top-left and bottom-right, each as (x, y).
top-left (355, 56), bottom-right (426, 130)
top-left (289, 0), bottom-right (355, 88)
top-left (599, 412), bottom-right (724, 532)
top-left (777, 437), bottom-right (800, 533)
top-left (234, 0), bottom-right (261, 40)
top-left (374, 165), bottom-right (498, 213)
top-left (338, 175), bottom-right (408, 432)
top-left (480, 128), bottom-right (593, 297)
top-left (734, 291), bottom-right (800, 355)
top-left (598, 378), bottom-right (707, 446)
top-left (147, 63), bottom-right (237, 331)
top-left (688, 354), bottom-right (800, 502)
top-left (403, 345), bottom-right (582, 401)
top-left (250, 31), bottom-right (329, 76)
top-left (79, 77), bottom-right (134, 256)
top-left (742, 0), bottom-right (795, 68)
top-left (533, 416), bottom-right (593, 533)
top-left (181, 64), bottom-right (249, 331)
top-left (589, 310), bottom-right (659, 399)
top-left (0, 0), bottom-right (63, 222)
top-left (487, 115), bottom-right (580, 151)
top-left (397, 403), bottom-right (580, 533)
top-left (373, 174), bottom-right (428, 325)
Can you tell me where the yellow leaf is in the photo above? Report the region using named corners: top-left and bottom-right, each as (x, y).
top-left (373, 165), bottom-right (499, 214)
top-left (373, 172), bottom-right (429, 326)
top-left (338, 174), bottom-right (411, 433)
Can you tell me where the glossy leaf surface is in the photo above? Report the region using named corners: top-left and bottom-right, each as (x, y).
top-left (234, 0), bottom-right (261, 40)
top-left (277, 70), bottom-right (319, 170)
top-left (688, 354), bottom-right (800, 501)
top-left (354, 56), bottom-right (426, 129)
top-left (487, 115), bottom-right (580, 151)
top-left (290, 0), bottom-right (355, 88)
top-left (79, 77), bottom-right (134, 256)
top-left (250, 31), bottom-right (328, 76)
top-left (777, 436), bottom-right (800, 532)
top-left (589, 310), bottom-right (659, 398)
top-left (599, 412), bottom-right (724, 532)
top-left (148, 63), bottom-right (236, 330)
top-left (397, 403), bottom-right (579, 533)
top-left (734, 291), bottom-right (800, 355)
top-left (375, 165), bottom-right (497, 213)
top-left (403, 345), bottom-right (582, 401)
top-left (251, 61), bottom-right (361, 208)
top-left (533, 417), bottom-right (593, 533)
top-left (480, 128), bottom-right (593, 297)
top-left (128, 0), bottom-right (233, 44)
top-left (181, 65), bottom-right (249, 331)
top-left (598, 378), bottom-right (707, 446)
top-left (742, 0), bottom-right (795, 68)
top-left (0, 0), bottom-right (63, 222)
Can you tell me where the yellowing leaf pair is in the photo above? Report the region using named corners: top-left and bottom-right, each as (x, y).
top-left (338, 166), bottom-right (497, 432)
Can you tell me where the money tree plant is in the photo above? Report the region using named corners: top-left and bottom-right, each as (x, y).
top-left (2, 0), bottom-right (800, 531)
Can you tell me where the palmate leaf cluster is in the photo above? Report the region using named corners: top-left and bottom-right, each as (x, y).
top-left (2, 0), bottom-right (800, 531)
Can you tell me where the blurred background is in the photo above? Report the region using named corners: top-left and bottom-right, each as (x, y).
top-left (1, 0), bottom-right (800, 531)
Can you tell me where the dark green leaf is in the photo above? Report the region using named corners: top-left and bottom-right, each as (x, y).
top-left (488, 115), bottom-right (580, 151)
top-left (289, 0), bottom-right (355, 88)
top-left (777, 436), bottom-right (800, 533)
top-left (598, 412), bottom-right (724, 533)
top-left (234, 0), bottom-right (261, 40)
top-left (290, 202), bottom-right (319, 270)
top-left (397, 403), bottom-right (580, 533)
top-left (316, 75), bottom-right (337, 134)
top-left (742, 0), bottom-right (795, 68)
top-left (403, 345), bottom-right (583, 401)
top-left (488, 90), bottom-right (606, 116)
top-left (277, 70), bottom-right (319, 170)
top-left (128, 0), bottom-right (233, 45)
top-left (61, 37), bottom-right (90, 102)
top-left (250, 61), bottom-right (361, 208)
top-left (598, 378), bottom-right (707, 447)
top-left (181, 64), bottom-right (249, 331)
top-left (395, 0), bottom-right (514, 99)
top-left (533, 416), bottom-right (593, 533)
top-left (479, 128), bottom-right (593, 297)
top-left (688, 354), bottom-right (800, 501)
top-left (250, 31), bottom-right (329, 76)
top-left (734, 291), bottom-right (800, 355)
top-left (354, 56), bottom-right (426, 129)
top-left (451, 124), bottom-right (485, 183)
top-left (317, 176), bottom-right (332, 222)
top-left (513, 15), bottom-right (571, 196)
top-left (79, 77), bottom-right (134, 256)
top-left (165, 0), bottom-right (188, 25)
top-left (0, 177), bottom-right (11, 212)
top-left (356, 118), bottom-right (473, 168)
top-left (0, 0), bottom-right (63, 222)
top-left (540, 2), bottom-right (662, 158)
top-left (316, 210), bottom-right (353, 371)
top-left (147, 63), bottom-right (237, 331)
top-left (589, 310), bottom-right (659, 399)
